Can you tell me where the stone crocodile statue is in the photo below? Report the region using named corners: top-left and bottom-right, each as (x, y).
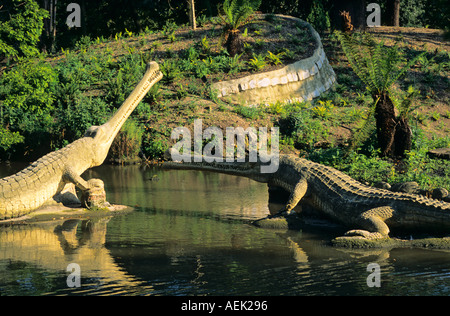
top-left (0, 62), bottom-right (163, 220)
top-left (164, 154), bottom-right (450, 239)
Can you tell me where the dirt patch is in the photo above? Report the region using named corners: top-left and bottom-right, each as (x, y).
top-left (367, 26), bottom-right (449, 52)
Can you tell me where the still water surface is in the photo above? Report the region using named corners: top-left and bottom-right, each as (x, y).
top-left (0, 163), bottom-right (449, 296)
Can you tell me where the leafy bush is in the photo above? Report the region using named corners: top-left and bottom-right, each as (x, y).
top-left (225, 53), bottom-right (246, 74)
top-left (0, 0), bottom-right (48, 59)
top-left (0, 58), bottom-right (58, 156)
top-left (53, 96), bottom-right (111, 148)
top-left (400, 0), bottom-right (426, 27)
top-left (306, 0), bottom-right (330, 33)
top-left (105, 54), bottom-right (146, 105)
top-left (0, 59), bottom-right (58, 116)
top-left (277, 110), bottom-right (330, 149)
top-left (142, 130), bottom-right (169, 160)
top-left (160, 59), bottom-right (183, 83)
top-left (0, 127), bottom-right (24, 152)
top-left (308, 127), bottom-right (450, 190)
top-left (265, 51), bottom-right (285, 65)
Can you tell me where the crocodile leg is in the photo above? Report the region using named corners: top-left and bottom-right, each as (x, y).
top-left (63, 168), bottom-right (90, 191)
top-left (270, 179), bottom-right (308, 218)
top-left (62, 169), bottom-right (109, 209)
top-left (344, 206), bottom-right (394, 239)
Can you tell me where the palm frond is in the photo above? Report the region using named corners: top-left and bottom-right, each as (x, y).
top-left (335, 31), bottom-right (421, 97)
top-left (385, 51), bottom-right (425, 89)
top-left (349, 97), bottom-right (378, 152)
top-left (335, 31), bottom-right (376, 91)
top-left (219, 0), bottom-right (261, 29)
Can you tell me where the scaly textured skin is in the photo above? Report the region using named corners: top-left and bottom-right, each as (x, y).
top-left (164, 154), bottom-right (450, 238)
top-left (0, 62), bottom-right (163, 220)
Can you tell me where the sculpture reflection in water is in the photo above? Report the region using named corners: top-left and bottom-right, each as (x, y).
top-left (0, 219), bottom-right (152, 295)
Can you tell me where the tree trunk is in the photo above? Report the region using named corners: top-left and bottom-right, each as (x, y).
top-left (329, 0), bottom-right (366, 31)
top-left (52, 0), bottom-right (57, 45)
top-left (393, 116), bottom-right (412, 157)
top-left (374, 93), bottom-right (396, 157)
top-left (187, 0), bottom-right (196, 30)
top-left (41, 0), bottom-right (56, 52)
top-left (393, 0), bottom-right (400, 26)
top-left (374, 93), bottom-right (412, 158)
top-left (226, 29), bottom-right (242, 57)
top-left (387, 0), bottom-right (400, 26)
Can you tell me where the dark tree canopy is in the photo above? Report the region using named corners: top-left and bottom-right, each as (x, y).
top-left (1, 0), bottom-right (448, 54)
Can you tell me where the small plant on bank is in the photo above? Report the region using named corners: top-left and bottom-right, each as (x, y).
top-left (226, 53), bottom-right (246, 74)
top-left (247, 53), bottom-right (266, 72)
top-left (160, 59), bottom-right (182, 83)
top-left (265, 51), bottom-right (285, 65)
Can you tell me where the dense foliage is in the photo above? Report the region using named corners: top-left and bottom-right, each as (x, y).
top-left (0, 0), bottom-right (48, 58)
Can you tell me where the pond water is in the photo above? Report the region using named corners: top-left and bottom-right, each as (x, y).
top-left (0, 163), bottom-right (449, 296)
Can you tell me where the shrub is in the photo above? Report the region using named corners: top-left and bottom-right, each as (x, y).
top-left (265, 51), bottom-right (285, 65)
top-left (53, 96), bottom-right (111, 147)
top-left (306, 0), bottom-right (330, 33)
top-left (277, 111), bottom-right (330, 149)
top-left (0, 127), bottom-right (24, 152)
top-left (160, 59), bottom-right (182, 83)
top-left (0, 59), bottom-right (58, 116)
top-left (0, 0), bottom-right (48, 59)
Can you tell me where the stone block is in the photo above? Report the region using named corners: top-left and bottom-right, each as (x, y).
top-left (258, 78), bottom-right (271, 88)
top-left (310, 64), bottom-right (319, 76)
top-left (287, 73), bottom-right (298, 82)
top-left (271, 77), bottom-right (280, 86)
top-left (298, 69), bottom-right (310, 81)
top-left (239, 82), bottom-right (249, 91)
top-left (220, 88), bottom-right (227, 97)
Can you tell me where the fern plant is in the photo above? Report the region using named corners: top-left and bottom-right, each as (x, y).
top-left (335, 31), bottom-right (424, 158)
top-left (247, 53), bottom-right (266, 71)
top-left (217, 0), bottom-right (262, 57)
top-left (265, 51), bottom-right (285, 65)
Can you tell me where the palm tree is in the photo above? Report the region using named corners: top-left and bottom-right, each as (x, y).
top-left (217, 0), bottom-right (261, 57)
top-left (336, 31), bottom-right (424, 158)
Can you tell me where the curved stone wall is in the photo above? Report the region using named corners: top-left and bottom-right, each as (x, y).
top-left (212, 14), bottom-right (337, 105)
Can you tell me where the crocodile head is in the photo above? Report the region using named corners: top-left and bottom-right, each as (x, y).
top-left (85, 61), bottom-right (163, 167)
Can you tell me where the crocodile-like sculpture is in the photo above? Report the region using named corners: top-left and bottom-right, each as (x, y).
top-left (164, 154), bottom-right (450, 239)
top-left (0, 62), bottom-right (163, 220)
